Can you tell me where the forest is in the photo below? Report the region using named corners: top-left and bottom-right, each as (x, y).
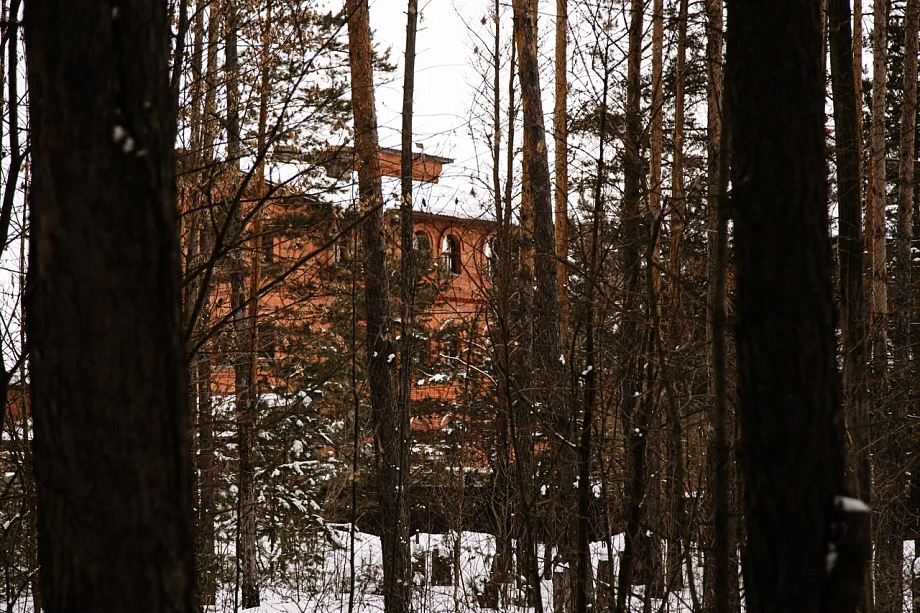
top-left (0, 0), bottom-right (916, 612)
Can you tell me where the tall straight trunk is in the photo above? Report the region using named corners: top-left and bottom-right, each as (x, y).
top-left (499, 24), bottom-right (539, 608)
top-left (868, 2), bottom-right (901, 611)
top-left (726, 0), bottom-right (870, 610)
top-left (195, 251), bottom-right (217, 609)
top-left (615, 1), bottom-right (648, 611)
top-left (396, 5), bottom-right (417, 605)
top-left (666, 0), bottom-right (694, 599)
top-left (511, 0), bottom-right (571, 603)
top-left (855, 0), bottom-right (863, 148)
top-left (876, 2), bottom-right (919, 611)
top-left (554, 0), bottom-right (569, 341)
top-left (644, 0), bottom-right (666, 602)
top-left (503, 29), bottom-right (542, 609)
top-left (170, 0), bottom-right (189, 116)
top-left (649, 0), bottom-right (664, 276)
top-left (576, 43), bottom-right (609, 613)
top-left (195, 5), bottom-right (220, 606)
top-left (704, 1), bottom-right (740, 610)
top-left (711, 73), bottom-right (733, 613)
top-left (24, 0), bottom-right (196, 609)
top-left (484, 2), bottom-right (514, 606)
top-left (910, 2), bottom-right (920, 598)
top-left (396, 0), bottom-right (418, 548)
top-left (223, 1), bottom-right (259, 607)
top-left (894, 0), bottom-right (917, 414)
top-left (669, 0), bottom-right (688, 311)
top-left (868, 0), bottom-right (889, 380)
top-left (512, 0), bottom-right (562, 378)
top-left (828, 0), bottom-right (872, 610)
top-left (345, 3), bottom-right (411, 613)
top-left (515, 107), bottom-right (542, 612)
top-left (186, 0), bottom-right (205, 165)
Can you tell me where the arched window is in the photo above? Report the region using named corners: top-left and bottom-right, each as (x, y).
top-left (483, 237), bottom-right (497, 280)
top-left (332, 227), bottom-right (349, 264)
top-left (441, 234), bottom-right (461, 275)
top-left (413, 231), bottom-right (432, 264)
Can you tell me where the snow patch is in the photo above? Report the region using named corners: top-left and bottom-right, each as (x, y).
top-left (834, 495), bottom-right (870, 513)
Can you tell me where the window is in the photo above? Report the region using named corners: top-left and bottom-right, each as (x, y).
top-left (258, 322), bottom-right (276, 359)
top-left (262, 233), bottom-right (275, 265)
top-left (483, 238), bottom-right (497, 280)
top-left (443, 337), bottom-right (461, 360)
top-left (413, 231), bottom-right (432, 267)
top-left (332, 228), bottom-right (349, 264)
top-left (431, 550), bottom-right (453, 586)
top-left (441, 234), bottom-right (461, 275)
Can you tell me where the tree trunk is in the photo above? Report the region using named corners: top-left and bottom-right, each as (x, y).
top-left (223, 1), bottom-right (259, 606)
top-left (894, 0), bottom-right (917, 439)
top-left (194, 5), bottom-right (221, 606)
top-left (726, 0), bottom-right (870, 611)
top-left (345, 3), bottom-right (411, 613)
top-left (615, 1), bottom-right (648, 611)
top-left (703, 0), bottom-right (740, 610)
top-left (669, 0), bottom-right (688, 312)
top-left (868, 2), bottom-right (902, 611)
top-left (828, 0), bottom-right (873, 610)
top-left (24, 0), bottom-right (196, 610)
top-left (878, 2), bottom-right (919, 611)
top-left (512, 0), bottom-right (569, 607)
top-left (644, 0), bottom-right (666, 601)
top-left (483, 2), bottom-right (514, 606)
top-left (397, 7), bottom-right (417, 598)
top-left (666, 0), bottom-right (695, 600)
top-left (554, 0), bottom-right (568, 342)
top-left (576, 40), bottom-right (609, 613)
top-left (868, 0), bottom-right (889, 382)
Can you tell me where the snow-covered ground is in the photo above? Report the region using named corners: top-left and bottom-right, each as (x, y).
top-left (237, 527), bottom-right (706, 613)
top-left (4, 529), bottom-right (919, 612)
top-left (233, 532), bottom-right (920, 613)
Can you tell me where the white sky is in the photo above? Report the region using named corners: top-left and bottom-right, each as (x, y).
top-left (346, 0), bottom-right (563, 219)
top-left (344, 0), bottom-right (510, 218)
top-left (365, 0), bottom-right (484, 174)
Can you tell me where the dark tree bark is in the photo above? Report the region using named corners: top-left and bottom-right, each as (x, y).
top-left (223, 0), bottom-right (259, 606)
top-left (576, 40), bottom-right (609, 613)
top-left (879, 2), bottom-right (920, 612)
top-left (828, 0), bottom-right (872, 610)
top-left (725, 0), bottom-right (870, 611)
top-left (482, 2), bottom-right (515, 606)
top-left (24, 1), bottom-right (196, 611)
top-left (665, 0), bottom-right (696, 601)
top-left (194, 6), bottom-right (221, 606)
top-left (615, 1), bottom-right (649, 612)
top-left (511, 0), bottom-right (569, 607)
top-left (345, 3), bottom-right (411, 613)
top-left (703, 1), bottom-right (738, 610)
top-left (396, 3), bottom-right (417, 586)
top-left (894, 0), bottom-right (918, 424)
